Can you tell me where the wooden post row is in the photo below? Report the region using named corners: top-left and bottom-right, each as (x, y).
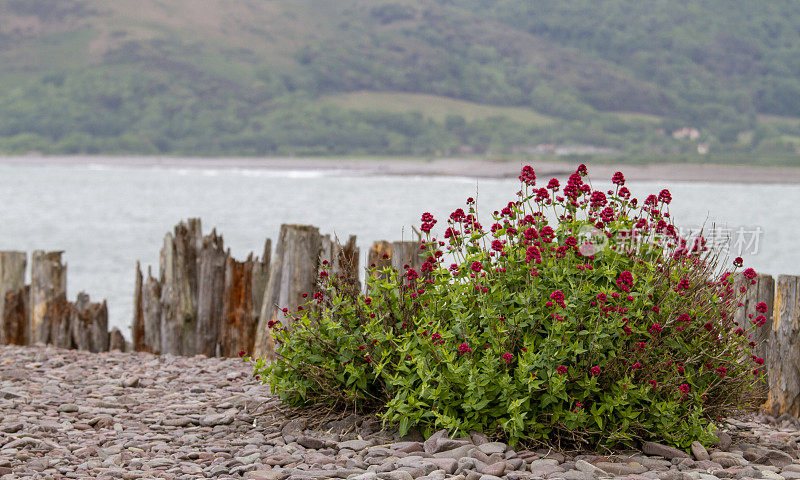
top-left (8, 222), bottom-right (799, 424)
top-left (134, 227), bottom-right (426, 359)
top-left (0, 250), bottom-right (120, 352)
top-left (133, 219), bottom-right (272, 358)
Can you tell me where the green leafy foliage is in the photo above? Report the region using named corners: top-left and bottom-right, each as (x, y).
top-left (257, 164), bottom-right (764, 450)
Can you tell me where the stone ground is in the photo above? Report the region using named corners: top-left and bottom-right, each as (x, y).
top-left (1, 345), bottom-right (800, 480)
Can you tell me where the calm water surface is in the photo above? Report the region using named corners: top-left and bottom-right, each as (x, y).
top-left (0, 163), bottom-right (796, 337)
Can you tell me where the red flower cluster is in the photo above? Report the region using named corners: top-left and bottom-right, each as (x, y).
top-left (590, 190), bottom-right (607, 208)
top-left (596, 293), bottom-right (607, 303)
top-left (679, 384), bottom-right (690, 393)
top-left (539, 226), bottom-right (555, 242)
top-left (458, 342), bottom-right (472, 355)
top-left (563, 171), bottom-right (589, 200)
top-left (549, 290), bottom-right (566, 308)
top-left (535, 188), bottom-right (550, 203)
top-left (648, 323), bottom-right (663, 335)
top-left (557, 365), bottom-right (568, 375)
top-left (590, 366), bottom-right (601, 376)
top-left (616, 270), bottom-right (634, 293)
top-left (491, 239), bottom-right (504, 252)
top-left (444, 227), bottom-right (459, 239)
top-left (420, 212), bottom-right (437, 233)
top-left (449, 208), bottom-right (466, 222)
top-left (502, 352), bottom-right (514, 363)
top-left (421, 260), bottom-right (435, 273)
top-left (756, 302), bottom-right (768, 313)
top-left (523, 227), bottom-right (538, 240)
top-left (525, 245), bottom-right (541, 264)
top-left (519, 166), bottom-right (536, 186)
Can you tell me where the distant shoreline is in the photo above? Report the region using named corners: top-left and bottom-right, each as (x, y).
top-left (1, 155), bottom-right (800, 184)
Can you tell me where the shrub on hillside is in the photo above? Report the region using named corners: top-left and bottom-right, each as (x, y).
top-left (254, 164), bottom-right (764, 449)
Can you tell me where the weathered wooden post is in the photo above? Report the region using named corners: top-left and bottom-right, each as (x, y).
top-left (132, 262), bottom-right (145, 351)
top-left (367, 241), bottom-right (394, 283)
top-left (218, 254), bottom-right (255, 357)
top-left (390, 241), bottom-right (426, 272)
top-left (321, 234), bottom-right (360, 288)
top-left (218, 242), bottom-right (271, 357)
top-left (45, 294), bottom-right (71, 349)
top-left (195, 231), bottom-right (226, 357)
top-left (253, 225), bottom-right (324, 359)
top-left (734, 273), bottom-right (774, 400)
top-left (109, 327), bottom-right (126, 351)
top-left (69, 293), bottom-right (109, 353)
top-left (133, 263), bottom-right (163, 354)
top-left (251, 241), bottom-right (271, 329)
top-left (765, 275), bottom-right (800, 417)
top-left (0, 252), bottom-right (26, 344)
top-left (159, 219), bottom-right (201, 356)
top-left (142, 267), bottom-right (162, 353)
top-left (3, 286), bottom-right (29, 345)
top-left (368, 241), bottom-right (391, 267)
top-left (29, 251), bottom-right (68, 344)
top-left (367, 240), bottom-right (426, 280)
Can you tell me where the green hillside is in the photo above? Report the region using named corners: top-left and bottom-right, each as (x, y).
top-left (1, 0), bottom-right (800, 161)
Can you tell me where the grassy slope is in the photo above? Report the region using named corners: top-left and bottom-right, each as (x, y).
top-left (320, 91), bottom-right (556, 125)
top-left (0, 0), bottom-right (667, 116)
top-left (0, 0), bottom-right (799, 160)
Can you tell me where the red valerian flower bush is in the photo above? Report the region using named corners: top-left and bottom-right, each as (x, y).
top-left (256, 164), bottom-right (763, 450)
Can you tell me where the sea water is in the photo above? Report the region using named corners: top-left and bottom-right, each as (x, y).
top-left (0, 162), bottom-right (796, 337)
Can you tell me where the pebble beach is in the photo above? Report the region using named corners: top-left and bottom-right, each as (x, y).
top-left (1, 344), bottom-right (799, 480)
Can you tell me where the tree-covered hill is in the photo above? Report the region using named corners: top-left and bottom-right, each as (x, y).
top-left (1, 0), bottom-right (799, 162)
